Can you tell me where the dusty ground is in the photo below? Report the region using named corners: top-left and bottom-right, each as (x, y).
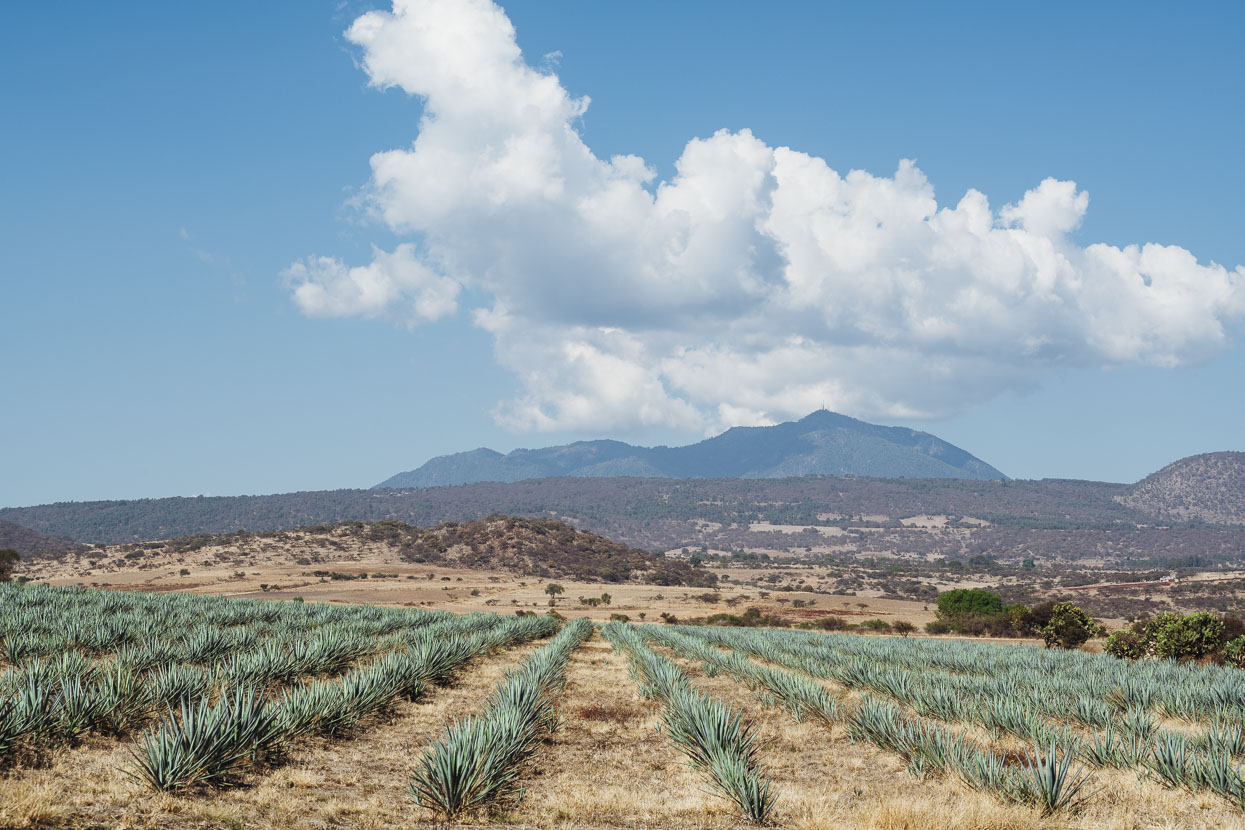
top-left (35, 522), bottom-right (1239, 628)
top-left (0, 640), bottom-right (541, 829)
top-left (6, 631), bottom-right (1241, 829)
top-left (22, 537), bottom-right (942, 629)
top-left (651, 642), bottom-right (1245, 830)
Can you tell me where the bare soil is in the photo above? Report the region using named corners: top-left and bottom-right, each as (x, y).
top-left (2, 631), bottom-right (1241, 828)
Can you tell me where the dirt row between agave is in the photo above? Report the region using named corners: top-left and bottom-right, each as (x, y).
top-left (6, 630), bottom-right (1243, 830)
top-left (501, 636), bottom-right (744, 828)
top-left (655, 641), bottom-right (1245, 830)
top-left (0, 640), bottom-right (544, 830)
top-left (509, 635), bottom-right (1064, 830)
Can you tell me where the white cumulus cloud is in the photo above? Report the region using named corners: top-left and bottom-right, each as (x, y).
top-left (284, 243), bottom-right (459, 325)
top-left (288, 0), bottom-right (1245, 434)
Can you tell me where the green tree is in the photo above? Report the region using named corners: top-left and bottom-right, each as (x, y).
top-left (1152, 612), bottom-right (1224, 659)
top-left (1040, 602), bottom-right (1099, 649)
top-left (544, 582), bottom-right (564, 606)
top-left (935, 588), bottom-right (1003, 617)
top-left (1105, 612), bottom-right (1226, 661)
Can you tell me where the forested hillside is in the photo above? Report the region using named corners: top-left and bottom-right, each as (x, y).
top-left (2, 475), bottom-right (1141, 548)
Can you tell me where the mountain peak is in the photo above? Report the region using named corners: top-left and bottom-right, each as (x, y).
top-left (375, 411), bottom-right (1006, 489)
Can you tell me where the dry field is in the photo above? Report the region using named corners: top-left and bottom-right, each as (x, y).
top-left (3, 624), bottom-right (1244, 830)
top-left (11, 531), bottom-right (1245, 827)
top-left (21, 534), bottom-right (944, 629)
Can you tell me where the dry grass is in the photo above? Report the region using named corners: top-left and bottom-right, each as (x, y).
top-left (5, 630), bottom-right (1245, 828)
top-left (0, 642), bottom-right (540, 829)
top-left (655, 647), bottom-right (1245, 830)
top-left (14, 521), bottom-right (1245, 827)
top-left (512, 639), bottom-right (741, 829)
top-left (24, 533), bottom-right (938, 628)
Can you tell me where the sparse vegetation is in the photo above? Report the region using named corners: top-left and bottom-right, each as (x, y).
top-left (1104, 611), bottom-right (1238, 661)
top-left (8, 453), bottom-right (1245, 827)
top-left (5, 582), bottom-right (1245, 826)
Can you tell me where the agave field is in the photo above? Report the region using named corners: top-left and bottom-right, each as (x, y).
top-left (626, 622), bottom-right (1245, 818)
top-left (5, 580), bottom-right (1245, 827)
top-left (0, 583), bottom-right (569, 801)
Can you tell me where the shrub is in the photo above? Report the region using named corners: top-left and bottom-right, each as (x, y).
top-left (953, 612), bottom-right (1017, 638)
top-left (1019, 601), bottom-right (1057, 635)
top-left (925, 619), bottom-right (952, 635)
top-left (1105, 612), bottom-right (1226, 661)
top-left (1104, 629), bottom-right (1145, 660)
top-left (1004, 603), bottom-right (1030, 633)
top-left (861, 619), bottom-right (891, 632)
top-left (1222, 636), bottom-right (1245, 669)
top-left (1039, 603), bottom-right (1099, 649)
top-left (704, 607), bottom-right (786, 628)
top-left (1220, 615), bottom-right (1245, 643)
top-left (936, 589), bottom-right (1003, 617)
top-left (892, 620), bottom-right (916, 637)
top-left (1151, 612), bottom-right (1224, 660)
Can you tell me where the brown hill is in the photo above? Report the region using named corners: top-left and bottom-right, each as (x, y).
top-left (0, 519), bottom-right (86, 557)
top-left (93, 515), bottom-right (716, 588)
top-left (1120, 452), bottom-right (1245, 525)
top-left (392, 515), bottom-right (717, 587)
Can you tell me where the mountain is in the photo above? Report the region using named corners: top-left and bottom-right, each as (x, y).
top-left (1, 475), bottom-right (1134, 547)
top-left (11, 474), bottom-right (1245, 572)
top-left (1120, 452), bottom-right (1245, 525)
top-left (0, 519), bottom-right (87, 558)
top-left (376, 410), bottom-right (1007, 489)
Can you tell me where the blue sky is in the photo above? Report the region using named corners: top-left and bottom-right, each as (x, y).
top-left (2, 0), bottom-right (1242, 507)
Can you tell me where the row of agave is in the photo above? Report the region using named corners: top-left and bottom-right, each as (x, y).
top-left (685, 625), bottom-right (1218, 750)
top-left (0, 582), bottom-right (447, 665)
top-left (0, 624), bottom-right (406, 764)
top-left (603, 622), bottom-right (777, 824)
top-left (128, 614), bottom-right (561, 791)
top-left (0, 583), bottom-right (533, 769)
top-left (408, 617), bottom-right (594, 818)
top-left (848, 694), bottom-right (1097, 815)
top-left (640, 626), bottom-right (838, 726)
top-left (797, 627), bottom-right (1245, 722)
top-left (657, 625), bottom-right (1096, 816)
top-left (674, 624), bottom-right (1245, 811)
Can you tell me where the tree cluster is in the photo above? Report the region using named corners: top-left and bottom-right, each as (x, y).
top-left (925, 589), bottom-right (1102, 647)
top-left (1104, 612), bottom-right (1245, 664)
